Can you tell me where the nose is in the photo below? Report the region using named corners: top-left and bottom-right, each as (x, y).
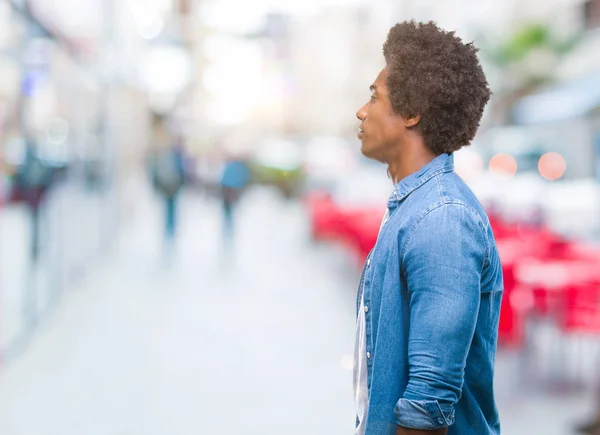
top-left (356, 103), bottom-right (367, 122)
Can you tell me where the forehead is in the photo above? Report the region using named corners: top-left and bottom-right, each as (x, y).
top-left (373, 68), bottom-right (388, 92)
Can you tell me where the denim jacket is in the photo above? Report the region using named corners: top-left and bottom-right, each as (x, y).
top-left (357, 153), bottom-right (503, 434)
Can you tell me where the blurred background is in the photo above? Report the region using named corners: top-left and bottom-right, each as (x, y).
top-left (0, 0), bottom-right (600, 434)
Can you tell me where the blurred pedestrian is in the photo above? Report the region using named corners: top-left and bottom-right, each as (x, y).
top-left (219, 156), bottom-right (250, 240)
top-left (13, 139), bottom-right (53, 262)
top-left (150, 137), bottom-right (186, 250)
top-left (575, 408), bottom-right (600, 434)
top-left (353, 21), bottom-right (500, 435)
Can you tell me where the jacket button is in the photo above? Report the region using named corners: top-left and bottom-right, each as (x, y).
top-left (366, 352), bottom-right (371, 359)
top-left (364, 305), bottom-right (369, 313)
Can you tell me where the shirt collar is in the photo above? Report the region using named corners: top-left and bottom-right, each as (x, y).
top-left (388, 153), bottom-right (454, 206)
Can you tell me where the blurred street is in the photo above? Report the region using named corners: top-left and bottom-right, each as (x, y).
top-left (0, 184), bottom-right (595, 435)
top-left (0, 184), bottom-right (360, 435)
top-left (2, 0), bottom-right (600, 433)
top-left (0, 182), bottom-right (111, 354)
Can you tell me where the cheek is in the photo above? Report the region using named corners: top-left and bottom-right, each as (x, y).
top-left (381, 116), bottom-right (404, 141)
top-left (365, 109), bottom-right (400, 144)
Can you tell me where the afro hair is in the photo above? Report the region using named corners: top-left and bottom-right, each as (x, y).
top-left (383, 21), bottom-right (491, 154)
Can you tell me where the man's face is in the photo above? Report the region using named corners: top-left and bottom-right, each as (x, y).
top-left (356, 68), bottom-right (406, 162)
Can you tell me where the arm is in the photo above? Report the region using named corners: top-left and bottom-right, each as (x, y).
top-left (395, 203), bottom-right (487, 432)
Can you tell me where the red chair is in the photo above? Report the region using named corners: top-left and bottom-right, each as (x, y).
top-left (542, 282), bottom-right (600, 388)
top-left (562, 282), bottom-right (600, 333)
top-left (494, 222), bottom-right (566, 347)
top-left (338, 208), bottom-right (381, 266)
top-left (497, 242), bottom-right (536, 347)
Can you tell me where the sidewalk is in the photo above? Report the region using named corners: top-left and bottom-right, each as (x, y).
top-left (0, 188), bottom-right (358, 435)
top-left (0, 183), bottom-right (111, 357)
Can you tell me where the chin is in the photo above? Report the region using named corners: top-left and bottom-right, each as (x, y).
top-left (360, 141), bottom-right (371, 157)
top-left (361, 140), bottom-right (389, 163)
top-left (360, 143), bottom-right (377, 160)
top-left (362, 148), bottom-right (386, 164)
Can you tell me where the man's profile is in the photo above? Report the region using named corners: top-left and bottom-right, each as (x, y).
top-left (353, 21), bottom-right (502, 435)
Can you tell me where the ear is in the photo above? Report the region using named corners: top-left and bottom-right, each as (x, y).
top-left (404, 115), bottom-right (421, 128)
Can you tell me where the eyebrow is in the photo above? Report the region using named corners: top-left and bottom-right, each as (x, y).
top-left (370, 85), bottom-right (376, 93)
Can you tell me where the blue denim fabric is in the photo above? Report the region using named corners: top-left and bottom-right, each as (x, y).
top-left (357, 153), bottom-right (503, 434)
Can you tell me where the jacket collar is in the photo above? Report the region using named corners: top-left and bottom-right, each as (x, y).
top-left (387, 153), bottom-right (454, 207)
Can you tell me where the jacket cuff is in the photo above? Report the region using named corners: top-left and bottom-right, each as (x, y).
top-left (394, 398), bottom-right (455, 430)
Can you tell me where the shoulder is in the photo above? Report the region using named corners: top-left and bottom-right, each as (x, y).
top-left (402, 185), bottom-right (489, 258)
top-left (411, 199), bottom-right (486, 237)
top-left (430, 172), bottom-right (489, 229)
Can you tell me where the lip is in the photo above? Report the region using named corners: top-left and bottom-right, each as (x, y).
top-left (358, 127), bottom-right (364, 139)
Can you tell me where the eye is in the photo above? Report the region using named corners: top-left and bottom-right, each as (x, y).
top-left (369, 95), bottom-right (376, 103)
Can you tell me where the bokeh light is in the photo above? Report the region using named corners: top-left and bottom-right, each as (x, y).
top-left (455, 148), bottom-right (484, 182)
top-left (488, 153), bottom-right (518, 179)
top-left (538, 152), bottom-right (566, 181)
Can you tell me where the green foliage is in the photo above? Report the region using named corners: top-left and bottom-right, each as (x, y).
top-left (503, 24), bottom-right (550, 62)
top-left (479, 22), bottom-right (581, 69)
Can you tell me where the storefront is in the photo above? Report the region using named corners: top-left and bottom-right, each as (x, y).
top-left (0, 0), bottom-right (119, 363)
top-left (511, 71), bottom-right (600, 180)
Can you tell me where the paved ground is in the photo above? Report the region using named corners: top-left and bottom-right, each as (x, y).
top-left (0, 182), bottom-right (113, 354)
top-left (0, 186), bottom-right (596, 435)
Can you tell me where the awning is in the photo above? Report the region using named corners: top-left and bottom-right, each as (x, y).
top-left (511, 72), bottom-right (600, 125)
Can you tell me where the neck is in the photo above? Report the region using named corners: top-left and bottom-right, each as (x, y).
top-left (387, 138), bottom-right (440, 185)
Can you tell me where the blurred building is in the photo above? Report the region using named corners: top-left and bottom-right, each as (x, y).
top-left (508, 0), bottom-right (600, 180)
top-left (0, 0), bottom-right (167, 361)
top-left (3, 0), bottom-right (600, 362)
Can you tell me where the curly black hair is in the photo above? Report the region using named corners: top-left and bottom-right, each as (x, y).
top-left (383, 21), bottom-right (491, 155)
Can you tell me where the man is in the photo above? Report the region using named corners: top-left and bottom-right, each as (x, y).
top-left (151, 138), bottom-right (186, 247)
top-left (353, 21), bottom-right (502, 435)
top-left (219, 155), bottom-right (251, 240)
top-left (576, 409), bottom-right (600, 435)
top-left (14, 139), bottom-right (54, 262)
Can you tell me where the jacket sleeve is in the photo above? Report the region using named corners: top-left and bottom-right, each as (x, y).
top-left (395, 202), bottom-right (488, 430)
